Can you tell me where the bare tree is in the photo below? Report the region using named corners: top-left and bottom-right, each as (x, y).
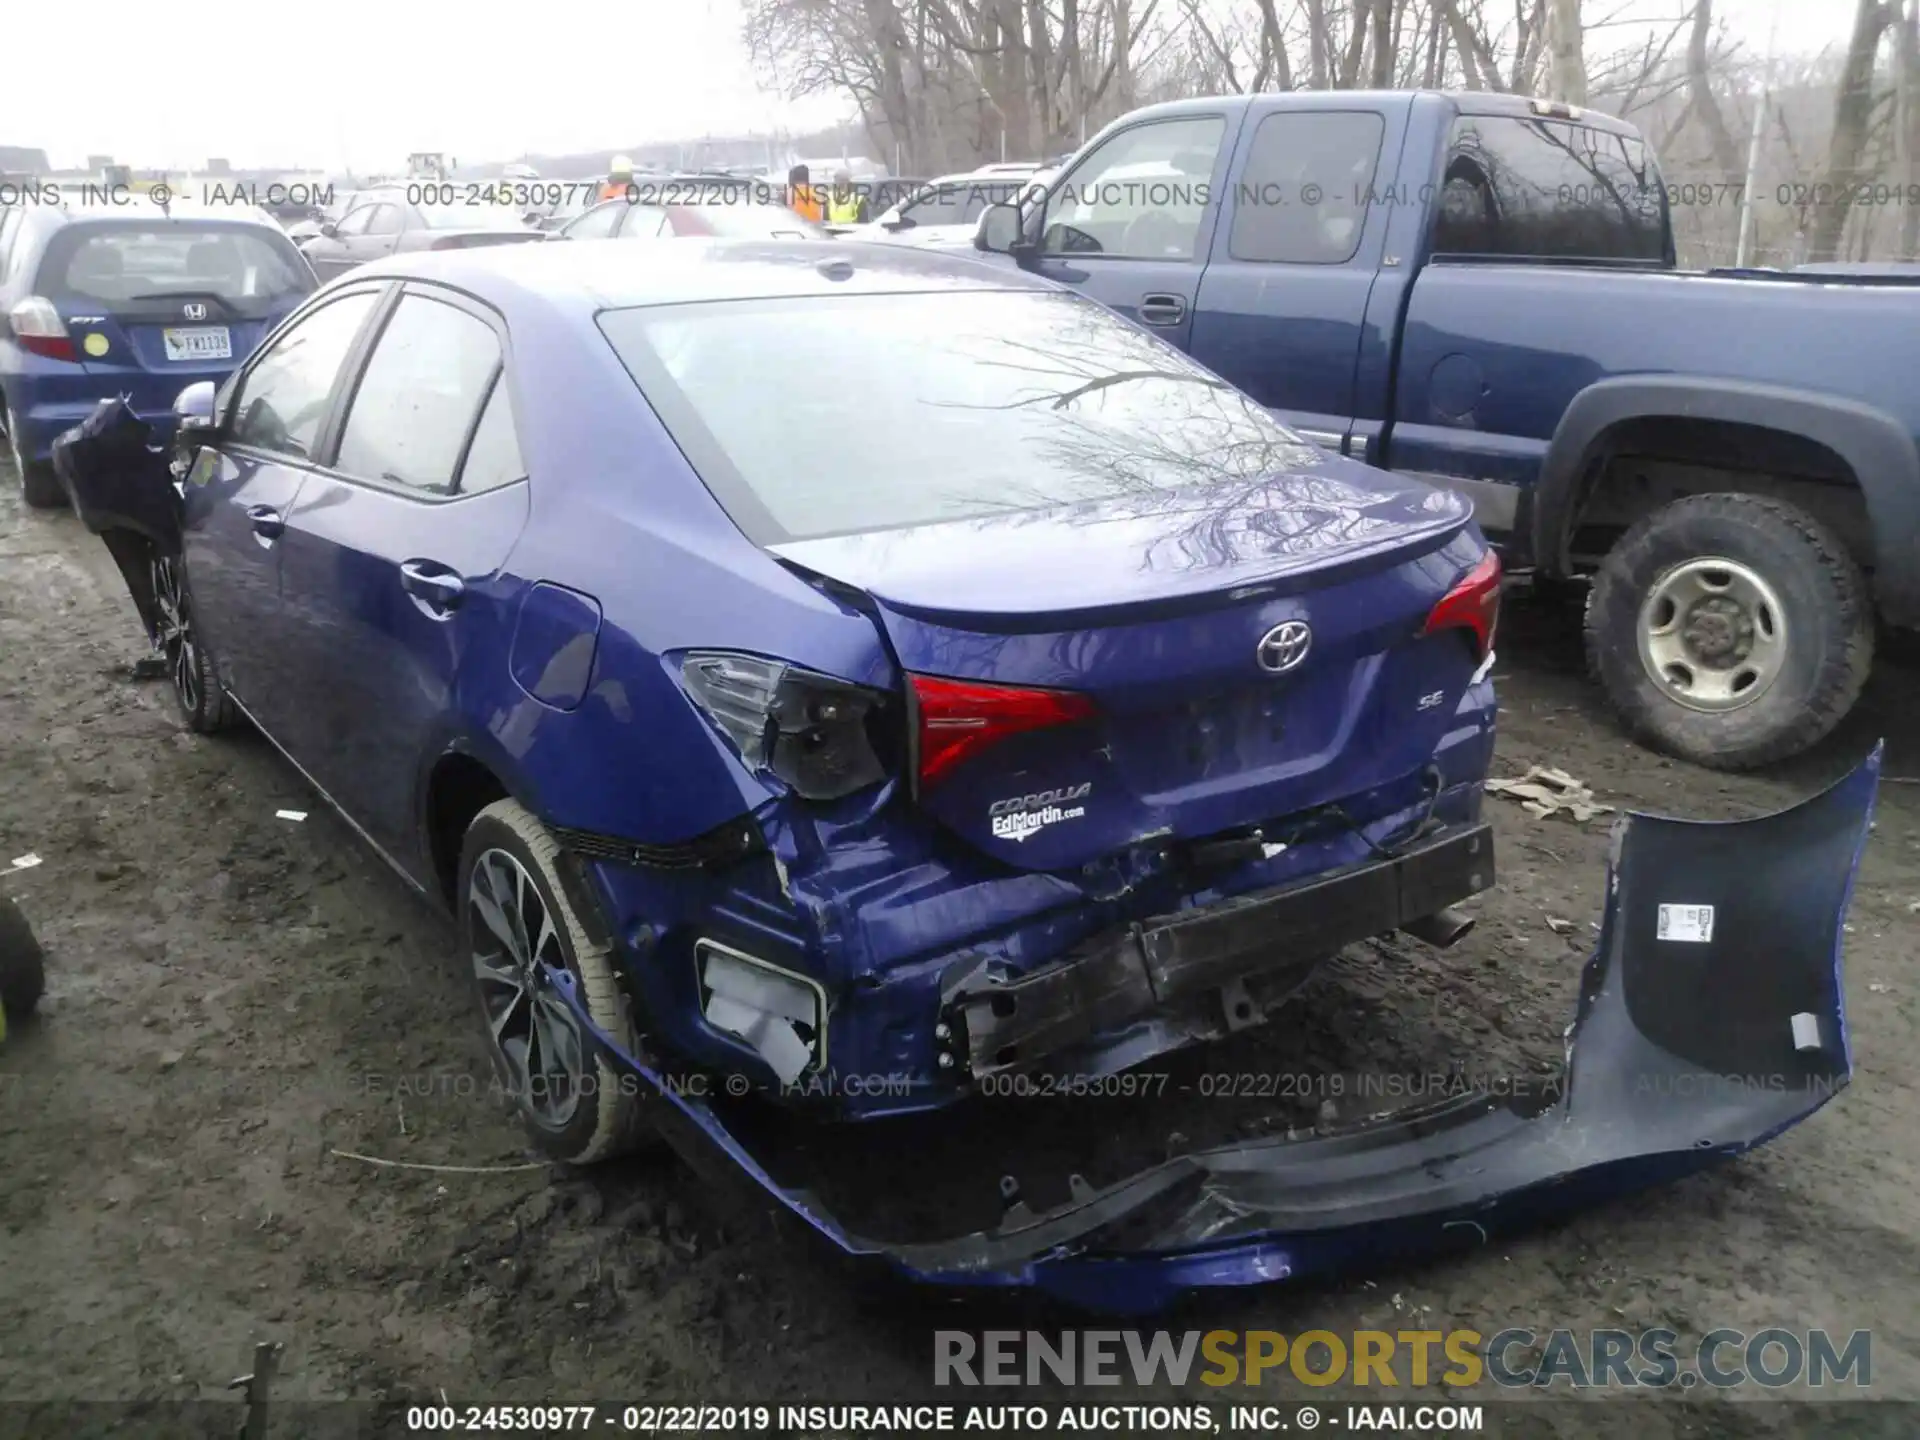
top-left (1808, 0), bottom-right (1896, 261)
top-left (1546, 0), bottom-right (1588, 104)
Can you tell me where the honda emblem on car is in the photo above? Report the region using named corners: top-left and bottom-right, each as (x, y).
top-left (182, 303), bottom-right (207, 321)
top-left (1256, 620), bottom-right (1312, 674)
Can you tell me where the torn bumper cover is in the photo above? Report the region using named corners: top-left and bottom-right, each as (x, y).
top-left (548, 747), bottom-right (1879, 1314)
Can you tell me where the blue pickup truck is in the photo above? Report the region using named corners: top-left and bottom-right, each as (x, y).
top-left (969, 90), bottom-right (1919, 770)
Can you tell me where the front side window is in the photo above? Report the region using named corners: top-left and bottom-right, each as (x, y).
top-left (1229, 111), bottom-right (1384, 264)
top-left (598, 288), bottom-right (1323, 545)
top-left (335, 295), bottom-right (501, 493)
top-left (362, 205), bottom-right (405, 237)
top-left (1041, 116), bottom-right (1226, 260)
top-left (1432, 115), bottom-right (1667, 263)
top-left (229, 290), bottom-right (381, 458)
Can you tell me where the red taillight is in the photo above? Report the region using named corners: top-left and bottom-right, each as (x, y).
top-left (909, 674), bottom-right (1098, 791)
top-left (1421, 550), bottom-right (1502, 660)
top-left (8, 297), bottom-right (75, 361)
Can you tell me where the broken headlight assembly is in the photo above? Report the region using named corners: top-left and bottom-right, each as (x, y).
top-left (679, 651), bottom-right (892, 801)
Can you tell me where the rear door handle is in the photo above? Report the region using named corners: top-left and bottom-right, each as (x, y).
top-left (246, 505), bottom-right (284, 540)
top-left (1138, 294), bottom-right (1186, 326)
top-left (400, 559), bottom-right (466, 613)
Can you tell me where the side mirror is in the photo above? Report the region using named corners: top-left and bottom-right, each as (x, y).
top-left (318, 221), bottom-right (339, 239)
top-left (173, 381), bottom-right (217, 428)
top-left (975, 202), bottom-right (1023, 255)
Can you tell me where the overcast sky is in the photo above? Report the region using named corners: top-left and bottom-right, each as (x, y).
top-left (0, 0), bottom-right (1862, 172)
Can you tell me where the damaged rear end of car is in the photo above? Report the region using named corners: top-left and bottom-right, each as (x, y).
top-left (577, 283), bottom-right (1503, 1120)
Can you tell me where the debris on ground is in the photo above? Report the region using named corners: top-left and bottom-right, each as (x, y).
top-left (1486, 766), bottom-right (1616, 823)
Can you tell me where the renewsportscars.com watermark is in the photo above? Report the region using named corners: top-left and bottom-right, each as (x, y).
top-left (934, 1328), bottom-right (1872, 1391)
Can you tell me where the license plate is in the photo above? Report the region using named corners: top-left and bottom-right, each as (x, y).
top-left (162, 326), bottom-right (231, 362)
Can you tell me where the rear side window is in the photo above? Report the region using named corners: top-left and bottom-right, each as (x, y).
top-left (335, 294), bottom-right (502, 494)
top-left (230, 290), bottom-right (381, 459)
top-left (617, 205), bottom-right (672, 239)
top-left (1433, 115), bottom-right (1667, 263)
top-left (457, 377), bottom-right (527, 493)
top-left (1230, 111), bottom-right (1384, 264)
top-left (37, 224), bottom-right (314, 313)
top-left (902, 181), bottom-right (1022, 226)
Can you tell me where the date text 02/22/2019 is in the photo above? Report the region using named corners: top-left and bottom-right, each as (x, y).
top-left (401, 1402), bottom-right (1487, 1433)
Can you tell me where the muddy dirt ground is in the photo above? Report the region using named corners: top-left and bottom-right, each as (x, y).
top-left (1, 458), bottom-right (1917, 1440)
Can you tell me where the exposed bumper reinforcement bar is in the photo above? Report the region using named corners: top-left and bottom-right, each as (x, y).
top-left (941, 821), bottom-right (1495, 1079)
top-left (545, 746), bottom-right (1879, 1315)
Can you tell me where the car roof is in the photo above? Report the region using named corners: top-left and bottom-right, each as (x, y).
top-left (18, 201), bottom-right (284, 232)
top-left (357, 237), bottom-right (1059, 311)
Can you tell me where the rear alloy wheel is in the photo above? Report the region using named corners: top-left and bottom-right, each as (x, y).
top-left (1585, 493), bottom-right (1873, 770)
top-left (459, 799), bottom-right (654, 1165)
top-left (151, 555), bottom-right (236, 734)
top-left (4, 403), bottom-right (65, 510)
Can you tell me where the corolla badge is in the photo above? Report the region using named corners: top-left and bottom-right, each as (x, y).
top-left (1256, 620), bottom-right (1312, 674)
top-left (988, 784), bottom-right (1091, 843)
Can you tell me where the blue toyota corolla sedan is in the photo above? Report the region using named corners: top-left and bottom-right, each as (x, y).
top-left (144, 239), bottom-right (1499, 1175)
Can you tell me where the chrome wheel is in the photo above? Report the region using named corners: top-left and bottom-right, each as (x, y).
top-left (1636, 556), bottom-right (1788, 712)
top-left (151, 555), bottom-right (201, 716)
top-left (468, 847), bottom-right (587, 1129)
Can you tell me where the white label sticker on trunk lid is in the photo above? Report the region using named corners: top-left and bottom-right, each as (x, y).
top-left (988, 784), bottom-right (1090, 843)
top-left (1657, 903), bottom-right (1715, 943)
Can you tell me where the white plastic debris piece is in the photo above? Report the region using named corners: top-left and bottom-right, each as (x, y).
top-left (6, 853), bottom-right (42, 872)
top-left (1656, 903), bottom-right (1714, 944)
top-left (704, 995), bottom-right (812, 1085)
top-left (1484, 766), bottom-right (1615, 823)
top-left (1868, 983), bottom-right (1892, 995)
top-left (1261, 842), bottom-right (1290, 859)
top-left (275, 810), bottom-right (307, 822)
top-left (1545, 916), bottom-right (1574, 935)
top-left (1790, 1012), bottom-right (1823, 1053)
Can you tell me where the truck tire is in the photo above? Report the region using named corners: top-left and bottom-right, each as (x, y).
top-left (1585, 493), bottom-right (1873, 770)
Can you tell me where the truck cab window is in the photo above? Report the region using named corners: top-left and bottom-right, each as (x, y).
top-left (1432, 115), bottom-right (1667, 263)
top-left (1041, 116), bottom-right (1226, 260)
top-left (1229, 110), bottom-right (1385, 265)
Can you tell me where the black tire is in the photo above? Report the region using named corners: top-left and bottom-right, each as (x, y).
top-left (1585, 493), bottom-right (1874, 770)
top-left (457, 799), bottom-right (655, 1165)
top-left (4, 401), bottom-right (65, 510)
top-left (152, 555), bottom-right (237, 734)
top-left (0, 897), bottom-right (46, 1023)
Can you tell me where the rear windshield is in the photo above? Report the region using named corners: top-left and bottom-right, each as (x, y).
top-left (692, 204), bottom-right (824, 239)
top-left (41, 224), bottom-right (313, 314)
top-left (598, 289), bottom-right (1322, 544)
top-left (417, 202), bottom-right (525, 230)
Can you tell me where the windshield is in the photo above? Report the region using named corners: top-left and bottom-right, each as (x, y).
top-left (43, 225), bottom-right (315, 313)
top-left (417, 202), bottom-right (524, 230)
top-left (598, 289), bottom-right (1320, 545)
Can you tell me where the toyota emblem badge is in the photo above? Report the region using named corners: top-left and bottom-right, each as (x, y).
top-left (1256, 620), bottom-right (1312, 674)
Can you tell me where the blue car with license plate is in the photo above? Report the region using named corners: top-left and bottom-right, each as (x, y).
top-left (57, 237), bottom-right (1872, 1312)
top-left (0, 200), bottom-right (315, 508)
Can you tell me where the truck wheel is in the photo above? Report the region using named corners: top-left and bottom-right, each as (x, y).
top-left (5, 402), bottom-right (65, 510)
top-left (1585, 494), bottom-right (1873, 770)
top-left (458, 799), bottom-right (656, 1165)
